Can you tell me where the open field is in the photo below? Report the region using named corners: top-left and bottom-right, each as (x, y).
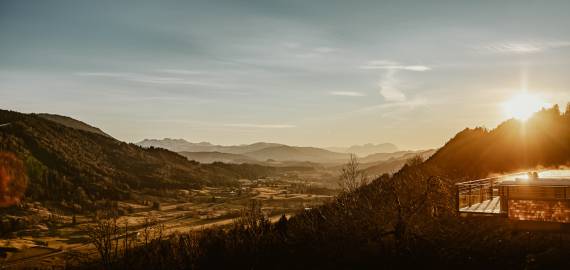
top-left (0, 177), bottom-right (335, 269)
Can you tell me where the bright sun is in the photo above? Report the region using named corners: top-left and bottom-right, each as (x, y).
top-left (503, 93), bottom-right (548, 121)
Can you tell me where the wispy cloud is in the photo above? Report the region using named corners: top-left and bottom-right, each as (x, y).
top-left (478, 41), bottom-right (570, 54)
top-left (75, 72), bottom-right (129, 78)
top-left (378, 69), bottom-right (406, 102)
top-left (360, 60), bottom-right (431, 71)
top-left (75, 72), bottom-right (227, 88)
top-left (279, 42), bottom-right (339, 59)
top-left (360, 60), bottom-right (431, 102)
top-left (330, 91), bottom-right (365, 97)
top-left (223, 123), bottom-right (296, 129)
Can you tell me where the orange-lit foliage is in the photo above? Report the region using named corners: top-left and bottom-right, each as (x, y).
top-left (427, 104), bottom-right (570, 179)
top-left (508, 199), bottom-right (570, 223)
top-left (0, 152), bottom-right (27, 207)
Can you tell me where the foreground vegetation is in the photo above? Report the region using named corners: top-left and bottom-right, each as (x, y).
top-left (79, 162), bottom-right (570, 269)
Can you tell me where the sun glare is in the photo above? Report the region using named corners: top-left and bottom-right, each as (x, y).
top-left (503, 93), bottom-right (547, 121)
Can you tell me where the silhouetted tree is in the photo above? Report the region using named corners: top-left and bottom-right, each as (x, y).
top-left (82, 217), bottom-right (120, 270)
top-left (338, 154), bottom-right (368, 193)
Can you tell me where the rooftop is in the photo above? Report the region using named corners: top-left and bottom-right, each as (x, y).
top-left (499, 170), bottom-right (570, 186)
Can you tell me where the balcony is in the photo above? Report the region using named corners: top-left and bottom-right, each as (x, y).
top-left (456, 176), bottom-right (502, 215)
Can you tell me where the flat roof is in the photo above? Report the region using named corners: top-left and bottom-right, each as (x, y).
top-left (498, 170), bottom-right (570, 187)
top-left (500, 179), bottom-right (570, 186)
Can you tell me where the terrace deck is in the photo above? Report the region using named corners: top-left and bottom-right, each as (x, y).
top-left (459, 196), bottom-right (501, 214)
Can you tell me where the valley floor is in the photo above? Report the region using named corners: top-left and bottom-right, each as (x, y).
top-left (1, 179), bottom-right (333, 269)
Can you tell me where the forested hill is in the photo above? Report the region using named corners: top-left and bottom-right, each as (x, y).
top-left (36, 113), bottom-right (114, 138)
top-left (0, 109), bottom-right (274, 210)
top-left (426, 105), bottom-right (570, 178)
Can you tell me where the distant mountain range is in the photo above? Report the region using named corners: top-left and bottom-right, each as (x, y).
top-left (326, 143), bottom-right (398, 157)
top-left (139, 139), bottom-right (352, 163)
top-left (137, 138), bottom-right (430, 165)
top-left (137, 139), bottom-right (283, 154)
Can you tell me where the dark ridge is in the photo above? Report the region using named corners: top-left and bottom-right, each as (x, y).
top-left (0, 109), bottom-right (275, 212)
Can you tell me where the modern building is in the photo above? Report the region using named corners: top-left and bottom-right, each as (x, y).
top-left (456, 170), bottom-right (570, 226)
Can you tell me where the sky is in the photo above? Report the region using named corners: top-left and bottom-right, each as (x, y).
top-left (1, 0), bottom-right (570, 150)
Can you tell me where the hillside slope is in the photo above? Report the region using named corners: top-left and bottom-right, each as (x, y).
top-left (363, 149), bottom-right (436, 176)
top-left (360, 149), bottom-right (434, 164)
top-left (178, 151), bottom-right (255, 164)
top-left (37, 113), bottom-right (113, 138)
top-left (0, 110), bottom-right (274, 211)
top-left (327, 143), bottom-right (398, 157)
top-left (243, 145), bottom-right (350, 162)
top-left (426, 105), bottom-right (570, 178)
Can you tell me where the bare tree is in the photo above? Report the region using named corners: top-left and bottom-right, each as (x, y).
top-left (338, 154), bottom-right (368, 193)
top-left (141, 216), bottom-right (165, 248)
top-left (141, 217), bottom-right (155, 248)
top-left (234, 200), bottom-right (270, 236)
top-left (123, 220), bottom-right (129, 260)
top-left (83, 217), bottom-right (120, 270)
top-left (375, 166), bottom-right (453, 250)
top-left (153, 220), bottom-right (165, 243)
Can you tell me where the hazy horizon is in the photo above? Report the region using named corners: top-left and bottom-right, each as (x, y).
top-left (2, 0), bottom-right (570, 149)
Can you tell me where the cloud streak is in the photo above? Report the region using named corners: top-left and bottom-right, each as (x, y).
top-left (360, 60), bottom-right (431, 71)
top-left (75, 72), bottom-right (228, 88)
top-left (478, 41), bottom-right (570, 54)
top-left (330, 91), bottom-right (365, 97)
